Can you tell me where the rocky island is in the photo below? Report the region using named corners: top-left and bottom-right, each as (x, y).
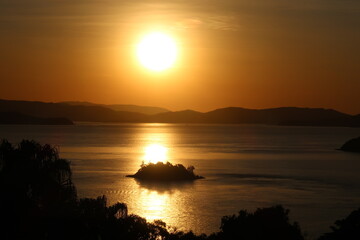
top-left (340, 136), bottom-right (360, 153)
top-left (126, 162), bottom-right (204, 181)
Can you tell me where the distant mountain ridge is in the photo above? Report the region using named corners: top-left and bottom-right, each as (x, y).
top-left (59, 101), bottom-right (169, 115)
top-left (0, 99), bottom-right (359, 127)
top-left (151, 107), bottom-right (359, 126)
top-left (204, 107), bottom-right (356, 126)
top-left (0, 99), bottom-right (147, 123)
top-left (0, 112), bottom-right (73, 125)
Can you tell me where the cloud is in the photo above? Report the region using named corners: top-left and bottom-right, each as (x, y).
top-left (205, 15), bottom-right (240, 31)
top-left (175, 16), bottom-right (240, 32)
top-left (175, 18), bottom-right (203, 29)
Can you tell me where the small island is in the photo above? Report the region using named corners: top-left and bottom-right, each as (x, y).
top-left (340, 136), bottom-right (360, 153)
top-left (126, 162), bottom-right (204, 181)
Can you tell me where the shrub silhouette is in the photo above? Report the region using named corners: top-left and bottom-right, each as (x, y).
top-left (214, 205), bottom-right (304, 240)
top-left (318, 208), bottom-right (360, 240)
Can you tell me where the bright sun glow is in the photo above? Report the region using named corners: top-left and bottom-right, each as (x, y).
top-left (143, 144), bottom-right (168, 164)
top-left (136, 32), bottom-right (177, 72)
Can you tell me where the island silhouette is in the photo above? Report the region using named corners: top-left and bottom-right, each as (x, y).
top-left (340, 136), bottom-right (360, 153)
top-left (126, 162), bottom-right (204, 181)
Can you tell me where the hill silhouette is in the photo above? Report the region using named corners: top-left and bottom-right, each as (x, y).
top-left (151, 110), bottom-right (204, 123)
top-left (1, 99), bottom-right (360, 127)
top-left (150, 107), bottom-right (359, 127)
top-left (201, 107), bottom-right (358, 126)
top-left (0, 112), bottom-right (73, 125)
top-left (60, 101), bottom-right (169, 115)
top-left (0, 99), bottom-right (147, 123)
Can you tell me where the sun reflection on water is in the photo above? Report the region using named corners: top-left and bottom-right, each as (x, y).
top-left (139, 190), bottom-right (169, 221)
top-left (135, 131), bottom-right (175, 222)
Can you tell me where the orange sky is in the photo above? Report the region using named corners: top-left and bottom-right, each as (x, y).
top-left (1, 0), bottom-right (360, 114)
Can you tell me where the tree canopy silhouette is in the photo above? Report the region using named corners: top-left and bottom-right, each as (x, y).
top-left (127, 162), bottom-right (204, 181)
top-left (212, 205), bottom-right (304, 240)
top-left (318, 208), bottom-right (360, 240)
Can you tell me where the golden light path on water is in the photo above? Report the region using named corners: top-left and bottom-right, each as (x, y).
top-left (139, 190), bottom-right (170, 221)
top-left (136, 131), bottom-right (174, 222)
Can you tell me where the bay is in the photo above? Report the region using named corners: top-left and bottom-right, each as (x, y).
top-left (1, 123), bottom-right (360, 238)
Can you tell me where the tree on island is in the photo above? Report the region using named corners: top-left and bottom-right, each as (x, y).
top-left (126, 161), bottom-right (204, 181)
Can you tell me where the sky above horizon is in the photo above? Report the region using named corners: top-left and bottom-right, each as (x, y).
top-left (1, 0), bottom-right (360, 114)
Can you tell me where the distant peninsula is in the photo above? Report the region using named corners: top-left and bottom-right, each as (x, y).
top-left (0, 112), bottom-right (73, 125)
top-left (1, 99), bottom-right (360, 127)
top-left (59, 101), bottom-right (169, 115)
top-left (126, 162), bottom-right (204, 181)
top-left (340, 137), bottom-right (360, 153)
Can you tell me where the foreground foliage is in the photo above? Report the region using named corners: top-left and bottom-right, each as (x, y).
top-left (0, 139), bottom-right (359, 240)
top-left (318, 208), bottom-right (360, 240)
top-left (214, 205), bottom-right (304, 240)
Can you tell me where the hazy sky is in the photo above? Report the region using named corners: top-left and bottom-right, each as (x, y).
top-left (1, 0), bottom-right (360, 113)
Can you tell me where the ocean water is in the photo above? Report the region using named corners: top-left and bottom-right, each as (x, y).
top-left (1, 123), bottom-right (360, 238)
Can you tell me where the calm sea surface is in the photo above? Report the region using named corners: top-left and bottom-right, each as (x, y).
top-left (1, 123), bottom-right (360, 238)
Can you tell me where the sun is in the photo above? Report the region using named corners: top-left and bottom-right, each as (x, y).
top-left (143, 144), bottom-right (168, 164)
top-left (136, 32), bottom-right (178, 72)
